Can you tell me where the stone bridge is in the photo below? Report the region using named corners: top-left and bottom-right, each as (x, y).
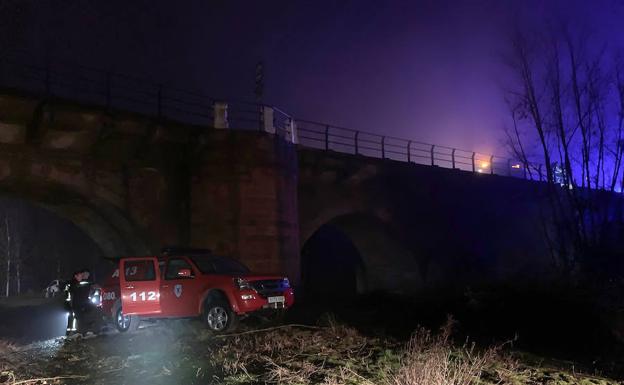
top-left (0, 90), bottom-right (553, 295)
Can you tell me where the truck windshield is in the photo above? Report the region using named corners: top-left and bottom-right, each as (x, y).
top-left (190, 256), bottom-right (250, 275)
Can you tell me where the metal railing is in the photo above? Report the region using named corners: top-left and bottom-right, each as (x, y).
top-left (294, 120), bottom-right (544, 180)
top-left (0, 52), bottom-right (546, 181)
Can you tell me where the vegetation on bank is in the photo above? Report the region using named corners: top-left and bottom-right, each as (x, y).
top-left (0, 316), bottom-right (620, 385)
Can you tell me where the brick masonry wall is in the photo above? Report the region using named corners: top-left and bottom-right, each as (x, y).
top-left (191, 130), bottom-right (300, 281)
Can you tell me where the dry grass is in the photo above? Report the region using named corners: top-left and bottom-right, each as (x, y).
top-left (0, 340), bottom-right (18, 384)
top-left (0, 341), bottom-right (16, 357)
top-left (390, 317), bottom-right (498, 385)
top-left (210, 315), bottom-right (619, 385)
top-left (0, 318), bottom-right (620, 384)
top-left (209, 315), bottom-right (397, 384)
top-left (207, 315), bottom-right (502, 385)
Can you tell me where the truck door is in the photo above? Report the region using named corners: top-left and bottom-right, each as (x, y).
top-left (160, 257), bottom-right (203, 317)
top-left (119, 257), bottom-right (162, 316)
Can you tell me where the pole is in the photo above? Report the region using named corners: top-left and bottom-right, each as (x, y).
top-left (5, 217), bottom-right (10, 297)
top-left (354, 131), bottom-right (359, 155)
top-left (471, 152), bottom-right (476, 173)
top-left (407, 140), bottom-right (412, 162)
top-left (451, 149), bottom-right (456, 169)
top-left (523, 163), bottom-right (528, 179)
top-left (381, 136), bottom-right (386, 159)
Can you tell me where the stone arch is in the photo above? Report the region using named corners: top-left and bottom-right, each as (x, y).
top-left (301, 223), bottom-right (365, 301)
top-left (301, 211), bottom-right (422, 297)
top-left (0, 179), bottom-right (152, 259)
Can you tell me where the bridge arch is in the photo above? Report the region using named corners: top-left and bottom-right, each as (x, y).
top-left (0, 178), bottom-right (151, 259)
top-left (301, 211), bottom-right (423, 298)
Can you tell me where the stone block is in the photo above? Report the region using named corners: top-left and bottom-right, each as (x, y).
top-left (0, 122), bottom-right (26, 144)
top-left (41, 129), bottom-right (97, 152)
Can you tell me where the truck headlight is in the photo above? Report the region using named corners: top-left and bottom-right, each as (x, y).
top-left (89, 288), bottom-right (102, 306)
top-left (234, 277), bottom-right (253, 291)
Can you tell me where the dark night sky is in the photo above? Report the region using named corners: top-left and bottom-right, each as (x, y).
top-left (8, 0), bottom-right (624, 155)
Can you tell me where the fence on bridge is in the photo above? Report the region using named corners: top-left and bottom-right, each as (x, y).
top-left (294, 120), bottom-right (542, 179)
top-left (0, 52), bottom-right (545, 181)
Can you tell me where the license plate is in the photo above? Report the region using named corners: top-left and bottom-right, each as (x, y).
top-left (268, 296), bottom-right (285, 304)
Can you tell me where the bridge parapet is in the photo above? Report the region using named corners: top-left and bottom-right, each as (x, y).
top-left (0, 53), bottom-right (545, 182)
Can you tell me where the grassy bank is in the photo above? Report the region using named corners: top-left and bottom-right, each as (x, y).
top-left (0, 316), bottom-right (620, 385)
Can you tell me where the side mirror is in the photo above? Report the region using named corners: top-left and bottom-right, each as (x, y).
top-left (177, 268), bottom-right (192, 278)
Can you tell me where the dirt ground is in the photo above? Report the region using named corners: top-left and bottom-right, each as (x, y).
top-left (0, 316), bottom-right (622, 384)
top-left (1, 289), bottom-right (624, 384)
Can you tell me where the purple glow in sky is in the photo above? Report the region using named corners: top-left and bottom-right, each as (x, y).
top-left (11, 0), bottom-right (624, 156)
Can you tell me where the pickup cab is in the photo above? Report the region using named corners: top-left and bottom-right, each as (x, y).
top-left (100, 249), bottom-right (294, 333)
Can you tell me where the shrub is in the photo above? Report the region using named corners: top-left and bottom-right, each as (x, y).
top-left (390, 318), bottom-right (498, 385)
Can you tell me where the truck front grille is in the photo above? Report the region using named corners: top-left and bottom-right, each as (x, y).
top-left (250, 279), bottom-right (285, 298)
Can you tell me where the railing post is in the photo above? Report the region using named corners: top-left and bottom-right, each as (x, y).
top-left (407, 140), bottom-right (412, 163)
top-left (354, 131), bottom-right (359, 155)
top-left (325, 125), bottom-right (330, 151)
top-left (261, 106), bottom-right (275, 134)
top-left (289, 118), bottom-right (299, 144)
top-left (213, 101), bottom-right (229, 129)
top-left (381, 136), bottom-right (386, 159)
top-left (274, 114), bottom-right (279, 138)
top-left (489, 155), bottom-right (494, 175)
top-left (157, 85), bottom-right (163, 119)
top-left (430, 145), bottom-right (435, 166)
top-left (451, 148), bottom-right (456, 169)
top-left (471, 152), bottom-right (476, 172)
top-left (523, 163), bottom-right (528, 179)
top-left (105, 72), bottom-right (111, 110)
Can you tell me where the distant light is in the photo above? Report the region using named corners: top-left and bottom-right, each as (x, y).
top-left (480, 162), bottom-right (489, 168)
top-left (511, 164), bottom-right (521, 169)
top-left (477, 168), bottom-right (483, 173)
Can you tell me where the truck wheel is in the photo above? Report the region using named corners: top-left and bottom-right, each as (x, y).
top-left (203, 298), bottom-right (237, 333)
top-left (115, 307), bottom-right (139, 333)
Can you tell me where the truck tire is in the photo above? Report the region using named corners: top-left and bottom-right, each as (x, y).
top-left (203, 296), bottom-right (237, 333)
top-left (115, 307), bottom-right (139, 333)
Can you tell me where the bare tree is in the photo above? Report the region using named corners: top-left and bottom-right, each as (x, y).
top-left (3, 216), bottom-right (10, 297)
top-left (504, 24), bottom-right (624, 278)
top-left (0, 202), bottom-right (36, 296)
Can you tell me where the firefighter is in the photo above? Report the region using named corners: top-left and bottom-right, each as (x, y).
top-left (64, 268), bottom-right (94, 335)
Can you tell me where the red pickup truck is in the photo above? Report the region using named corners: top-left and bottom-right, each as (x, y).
top-left (99, 249), bottom-right (294, 333)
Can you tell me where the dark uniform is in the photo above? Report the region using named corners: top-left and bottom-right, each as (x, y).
top-left (65, 269), bottom-right (97, 334)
